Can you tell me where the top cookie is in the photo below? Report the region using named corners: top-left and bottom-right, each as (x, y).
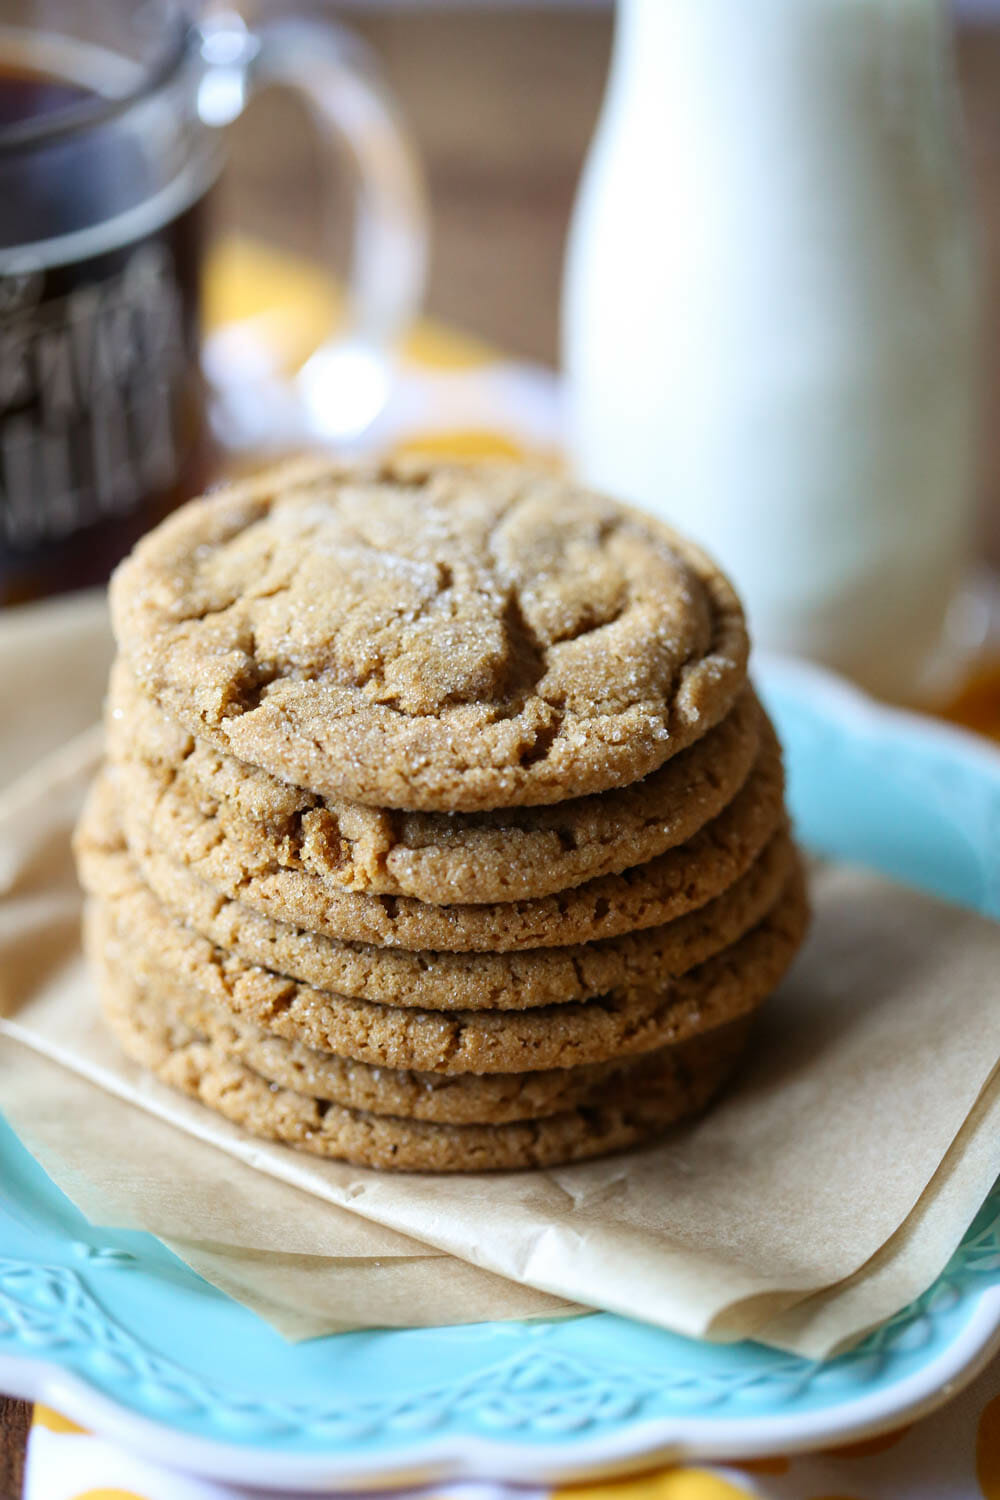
top-left (109, 457), bottom-right (749, 812)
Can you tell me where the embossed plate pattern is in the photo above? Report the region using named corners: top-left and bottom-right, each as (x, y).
top-left (2, 652), bottom-right (1000, 1490)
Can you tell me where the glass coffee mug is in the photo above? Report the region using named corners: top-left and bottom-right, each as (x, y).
top-left (0, 0), bottom-right (427, 605)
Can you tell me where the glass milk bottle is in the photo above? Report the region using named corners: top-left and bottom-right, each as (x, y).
top-left (563, 0), bottom-right (982, 702)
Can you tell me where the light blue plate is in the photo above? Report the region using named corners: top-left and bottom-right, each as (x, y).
top-left (3, 654), bottom-right (1000, 1491)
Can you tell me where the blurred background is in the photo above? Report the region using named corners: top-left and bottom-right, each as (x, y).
top-left (5, 0), bottom-right (1000, 720)
top-left (223, 0), bottom-right (1000, 573)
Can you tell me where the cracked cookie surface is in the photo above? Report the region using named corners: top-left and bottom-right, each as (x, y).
top-left (108, 659), bottom-right (762, 904)
top-left (109, 457), bottom-right (749, 812)
top-left (112, 728), bottom-right (785, 951)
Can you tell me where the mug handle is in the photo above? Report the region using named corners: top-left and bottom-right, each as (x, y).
top-left (196, 10), bottom-right (429, 445)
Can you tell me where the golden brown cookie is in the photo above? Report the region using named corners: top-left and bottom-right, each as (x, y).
top-left (77, 772), bottom-right (796, 1011)
top-left (89, 921), bottom-right (753, 1127)
top-left (100, 975), bottom-right (754, 1170)
top-left (112, 730), bottom-right (785, 952)
top-left (109, 458), bottom-right (749, 812)
top-left (85, 867), bottom-right (809, 1075)
top-left (108, 658), bottom-right (763, 904)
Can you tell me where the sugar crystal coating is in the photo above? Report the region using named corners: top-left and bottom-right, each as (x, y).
top-left (110, 457), bottom-right (749, 811)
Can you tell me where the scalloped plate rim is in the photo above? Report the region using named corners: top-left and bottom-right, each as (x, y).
top-left (4, 1297), bottom-right (1000, 1490)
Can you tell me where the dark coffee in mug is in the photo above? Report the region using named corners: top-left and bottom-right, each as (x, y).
top-left (0, 56), bottom-right (88, 130)
top-left (0, 32), bottom-right (217, 604)
top-left (0, 1), bottom-right (426, 606)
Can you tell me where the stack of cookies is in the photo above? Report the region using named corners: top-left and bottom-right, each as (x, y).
top-left (75, 459), bottom-right (808, 1172)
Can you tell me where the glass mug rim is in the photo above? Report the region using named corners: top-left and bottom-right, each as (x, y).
top-left (0, 0), bottom-right (427, 604)
top-left (0, 5), bottom-right (194, 157)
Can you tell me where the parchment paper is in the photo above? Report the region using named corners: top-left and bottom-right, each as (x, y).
top-left (0, 590), bottom-right (111, 788)
top-left (0, 1036), bottom-right (574, 1338)
top-left (3, 593), bottom-right (1000, 1357)
top-left (755, 1064), bottom-right (1000, 1357)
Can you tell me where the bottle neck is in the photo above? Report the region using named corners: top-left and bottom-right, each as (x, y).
top-left (605, 0), bottom-right (675, 112)
top-left (604, 0), bottom-right (956, 143)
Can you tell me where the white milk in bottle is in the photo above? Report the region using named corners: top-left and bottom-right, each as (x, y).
top-left (563, 0), bottom-right (981, 701)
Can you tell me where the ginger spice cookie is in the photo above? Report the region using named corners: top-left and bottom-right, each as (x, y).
top-left (112, 728), bottom-right (785, 951)
top-left (108, 658), bottom-right (763, 904)
top-left (85, 866), bottom-right (808, 1075)
top-left (99, 967), bottom-right (755, 1170)
top-left (77, 771), bottom-right (796, 1011)
top-left (89, 922), bottom-right (753, 1128)
top-left (109, 458), bottom-right (749, 812)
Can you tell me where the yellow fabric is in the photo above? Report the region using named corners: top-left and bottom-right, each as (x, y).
top-left (389, 429), bottom-right (537, 462)
top-left (203, 234), bottom-right (495, 373)
top-left (69, 1492), bottom-right (148, 1499)
top-left (558, 1472), bottom-right (758, 1499)
top-left (32, 1407), bottom-right (87, 1436)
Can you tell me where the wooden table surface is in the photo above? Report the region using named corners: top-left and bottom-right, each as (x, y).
top-left (0, 1405), bottom-right (29, 1500)
top-left (3, 6), bottom-right (1000, 1493)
